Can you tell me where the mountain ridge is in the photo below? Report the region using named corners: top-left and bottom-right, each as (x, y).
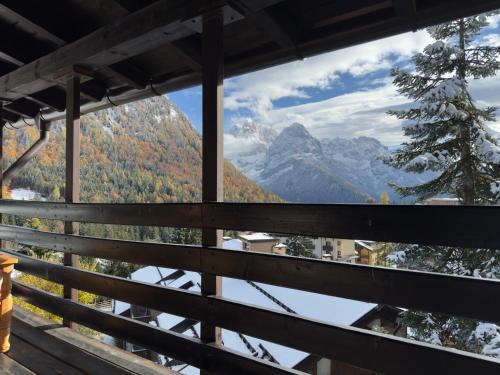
top-left (226, 121), bottom-right (433, 203)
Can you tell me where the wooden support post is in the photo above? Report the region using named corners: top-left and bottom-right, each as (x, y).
top-left (0, 253), bottom-right (17, 352)
top-left (63, 74), bottom-right (80, 328)
top-left (200, 6), bottom-right (224, 360)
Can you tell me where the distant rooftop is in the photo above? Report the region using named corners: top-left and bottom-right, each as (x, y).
top-left (239, 233), bottom-right (276, 242)
top-left (355, 240), bottom-right (373, 251)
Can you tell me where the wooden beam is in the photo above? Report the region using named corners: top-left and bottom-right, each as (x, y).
top-left (2, 227), bottom-right (500, 324)
top-left (392, 0), bottom-right (417, 30)
top-left (0, 4), bottom-right (135, 104)
top-left (0, 19), bottom-right (55, 65)
top-left (4, 98), bottom-right (40, 118)
top-left (63, 75), bottom-right (80, 328)
top-left (5, 200), bottom-right (500, 250)
top-left (203, 202), bottom-right (500, 250)
top-left (0, 3), bottom-right (65, 47)
top-left (200, 7), bottom-right (224, 367)
top-left (13, 282), bottom-right (299, 375)
top-left (238, 1), bottom-right (296, 50)
top-left (0, 109), bottom-right (20, 123)
top-left (103, 61), bottom-right (150, 90)
top-left (28, 88), bottom-right (66, 112)
top-left (0, 0), bottom-right (199, 100)
top-left (393, 0), bottom-right (417, 18)
top-left (0, 200), bottom-right (202, 227)
top-left (66, 0), bottom-right (129, 25)
top-left (255, 10), bottom-right (296, 49)
top-left (171, 38), bottom-right (202, 71)
top-left (11, 254), bottom-right (500, 375)
top-left (10, 318), bottom-right (141, 375)
top-left (80, 80), bottom-right (106, 102)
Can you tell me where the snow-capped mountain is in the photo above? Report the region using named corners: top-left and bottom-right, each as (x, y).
top-left (225, 118), bottom-right (277, 180)
top-left (226, 122), bottom-right (433, 203)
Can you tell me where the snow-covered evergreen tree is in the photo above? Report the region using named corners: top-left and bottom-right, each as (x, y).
top-left (285, 236), bottom-right (315, 258)
top-left (386, 14), bottom-right (500, 358)
top-left (386, 15), bottom-right (500, 204)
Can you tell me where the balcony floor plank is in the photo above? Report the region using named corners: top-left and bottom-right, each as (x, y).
top-left (2, 307), bottom-right (178, 375)
top-left (0, 353), bottom-right (35, 375)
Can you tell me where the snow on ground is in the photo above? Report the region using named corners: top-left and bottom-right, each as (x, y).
top-left (9, 188), bottom-right (44, 201)
top-left (223, 239), bottom-right (243, 250)
top-left (103, 126), bottom-right (113, 138)
top-left (170, 107), bottom-right (178, 119)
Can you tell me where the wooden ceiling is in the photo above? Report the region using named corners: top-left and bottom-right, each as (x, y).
top-left (0, 0), bottom-right (499, 123)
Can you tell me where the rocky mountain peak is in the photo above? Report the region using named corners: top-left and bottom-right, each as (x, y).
top-left (226, 120), bottom-right (433, 203)
top-left (228, 118), bottom-right (277, 143)
top-left (268, 123), bottom-right (322, 160)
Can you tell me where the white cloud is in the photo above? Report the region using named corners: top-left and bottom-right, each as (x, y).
top-left (487, 13), bottom-right (500, 29)
top-left (479, 32), bottom-right (500, 46)
top-left (224, 133), bottom-right (262, 159)
top-left (224, 30), bottom-right (434, 122)
top-left (258, 74), bottom-right (500, 146)
top-left (265, 81), bottom-right (409, 145)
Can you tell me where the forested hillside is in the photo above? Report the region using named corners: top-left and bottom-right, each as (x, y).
top-left (2, 96), bottom-right (281, 247)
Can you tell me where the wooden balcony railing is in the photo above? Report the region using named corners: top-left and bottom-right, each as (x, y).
top-left (1, 200), bottom-right (499, 374)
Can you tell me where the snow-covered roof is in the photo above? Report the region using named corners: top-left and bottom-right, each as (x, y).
top-left (274, 243), bottom-right (287, 248)
top-left (239, 233), bottom-right (276, 242)
top-left (253, 282), bottom-right (374, 327)
top-left (223, 239), bottom-right (243, 251)
top-left (113, 262), bottom-right (375, 373)
top-left (355, 240), bottom-right (373, 251)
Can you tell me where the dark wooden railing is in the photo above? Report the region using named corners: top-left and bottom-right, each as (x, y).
top-left (1, 200), bottom-right (500, 374)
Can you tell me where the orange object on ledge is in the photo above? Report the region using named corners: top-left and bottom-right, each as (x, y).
top-left (0, 253), bottom-right (18, 353)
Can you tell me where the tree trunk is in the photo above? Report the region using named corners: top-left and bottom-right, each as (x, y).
top-left (458, 19), bottom-right (475, 205)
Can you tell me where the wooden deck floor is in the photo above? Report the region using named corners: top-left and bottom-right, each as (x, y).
top-left (0, 308), bottom-right (177, 375)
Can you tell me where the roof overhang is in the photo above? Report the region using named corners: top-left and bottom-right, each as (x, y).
top-left (0, 0), bottom-right (499, 125)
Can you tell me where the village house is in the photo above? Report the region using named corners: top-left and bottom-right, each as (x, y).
top-left (355, 240), bottom-right (394, 266)
top-left (238, 232), bottom-right (287, 255)
top-left (312, 238), bottom-right (358, 262)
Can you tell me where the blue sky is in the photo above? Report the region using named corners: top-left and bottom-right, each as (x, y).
top-left (168, 15), bottom-right (500, 147)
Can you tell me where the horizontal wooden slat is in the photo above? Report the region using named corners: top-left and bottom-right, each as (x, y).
top-left (12, 281), bottom-right (300, 375)
top-left (200, 247), bottom-right (500, 325)
top-left (10, 318), bottom-right (138, 375)
top-left (0, 200), bottom-right (201, 227)
top-left (203, 202), bottom-right (500, 249)
top-left (11, 254), bottom-right (500, 375)
top-left (3, 230), bottom-right (500, 328)
top-left (0, 225), bottom-right (199, 271)
top-left (2, 200), bottom-right (500, 249)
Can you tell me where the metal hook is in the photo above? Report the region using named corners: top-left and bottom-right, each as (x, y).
top-left (106, 92), bottom-right (118, 107)
top-left (149, 78), bottom-right (162, 96)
